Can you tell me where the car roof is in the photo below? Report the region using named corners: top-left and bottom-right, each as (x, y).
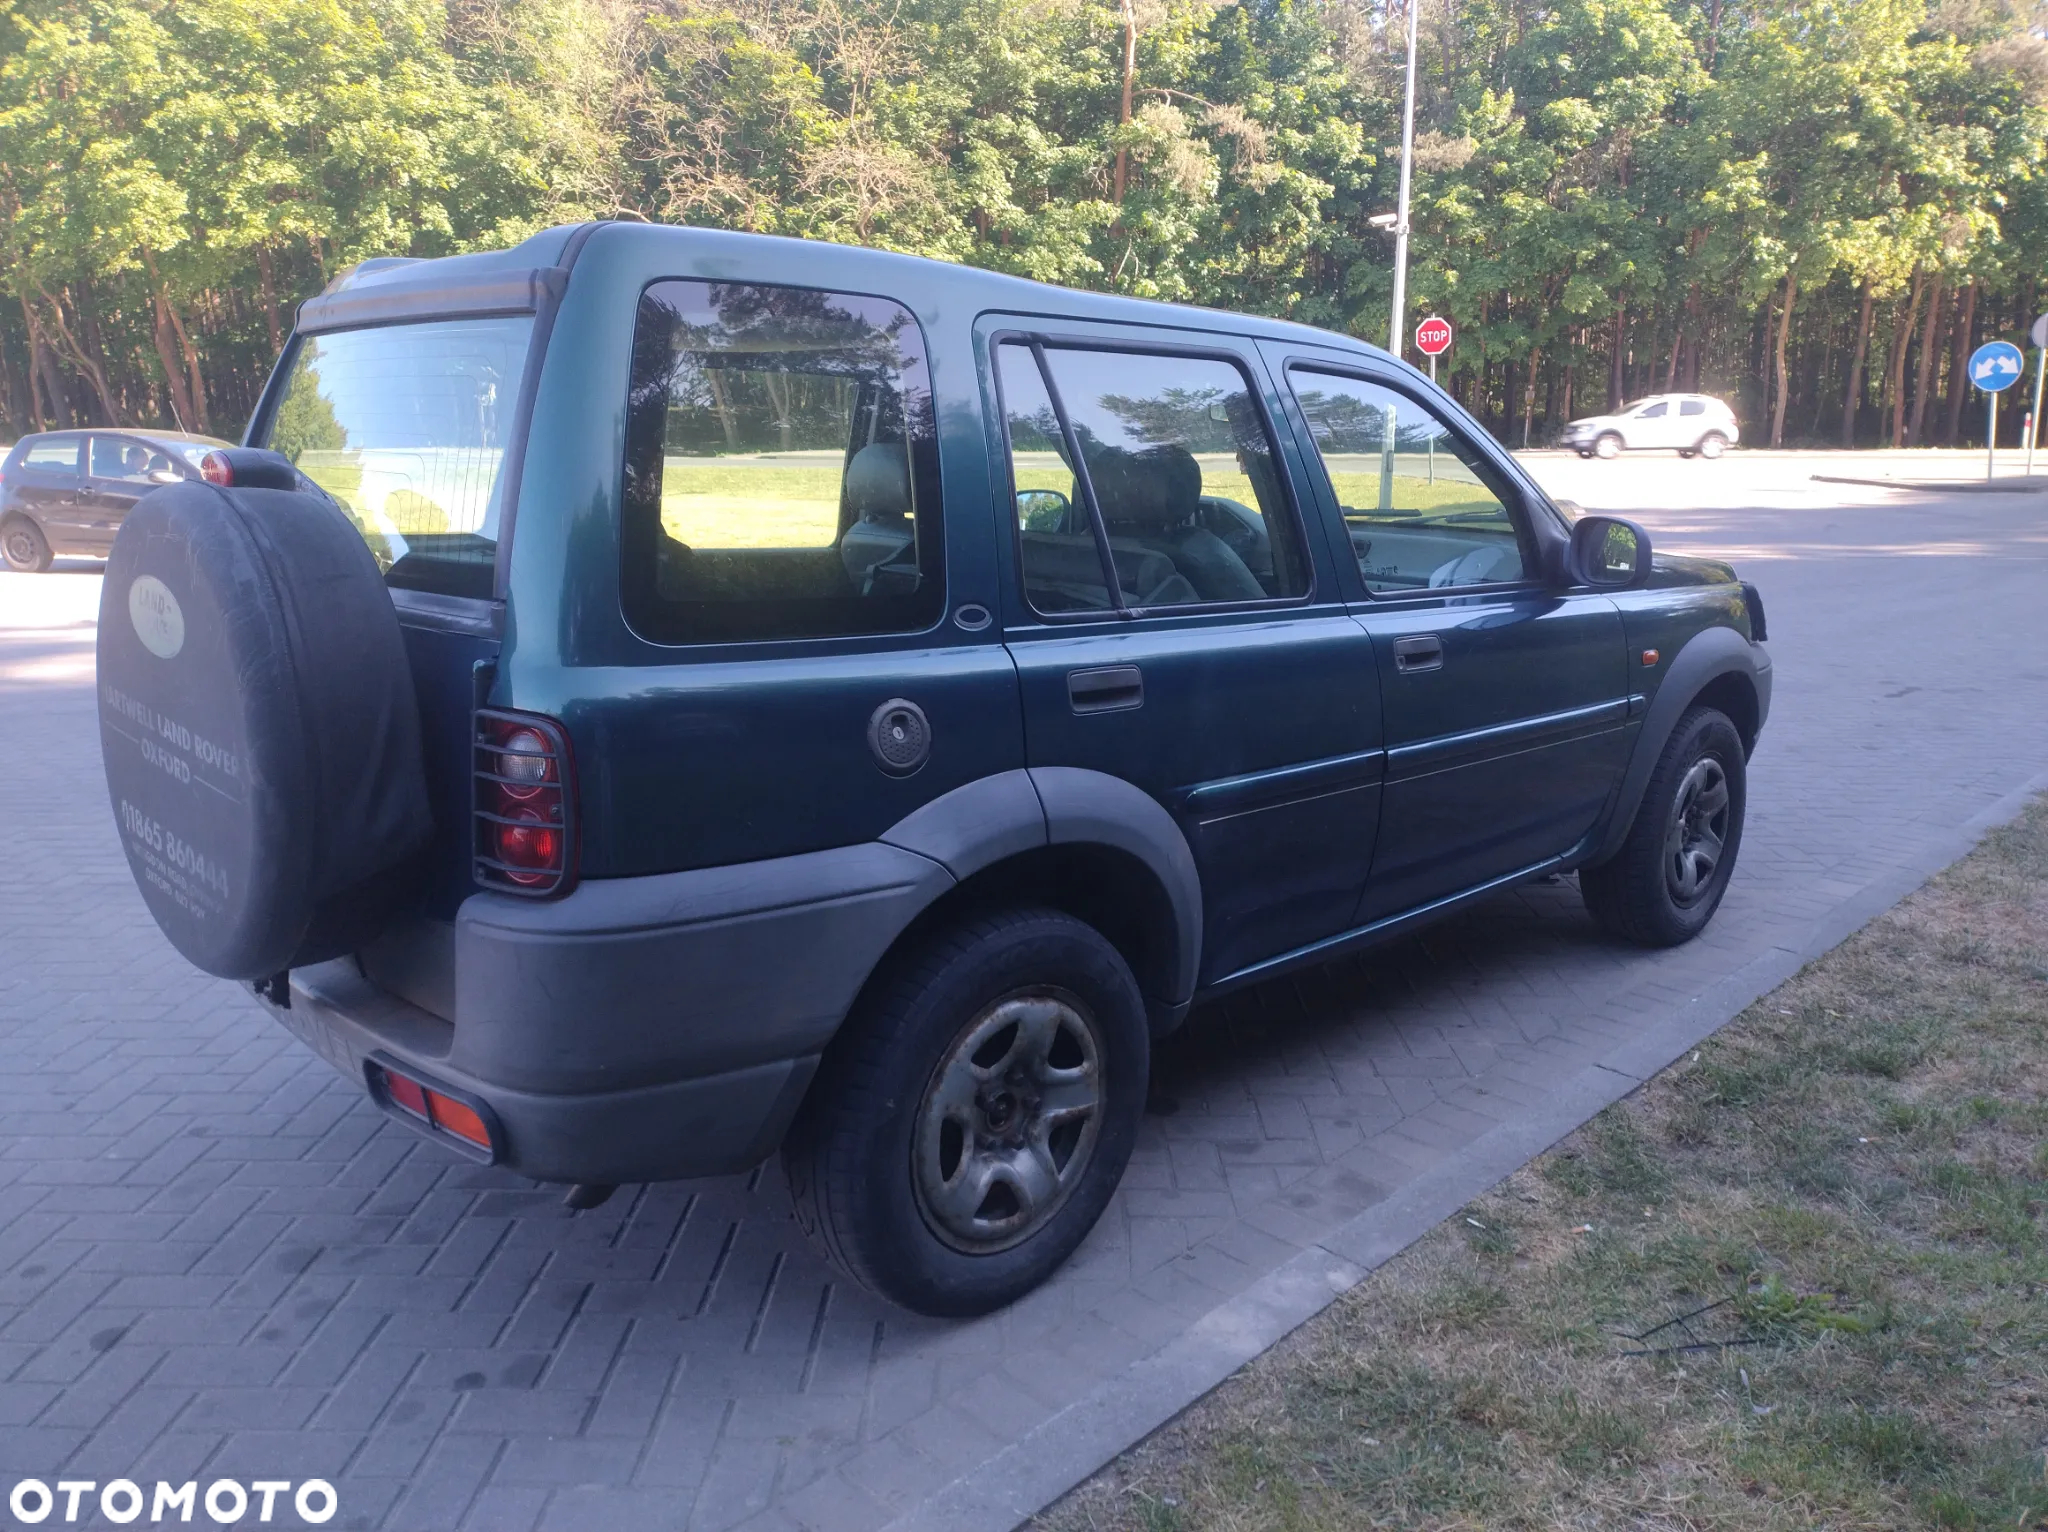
top-left (11, 428), bottom-right (232, 454)
top-left (306, 220), bottom-right (1385, 361)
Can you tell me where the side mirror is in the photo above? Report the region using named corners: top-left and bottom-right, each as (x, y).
top-left (1015, 488), bottom-right (1072, 531)
top-left (1566, 514), bottom-right (1652, 588)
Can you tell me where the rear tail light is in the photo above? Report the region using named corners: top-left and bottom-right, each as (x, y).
top-left (199, 450), bottom-right (233, 486)
top-left (473, 707), bottom-right (576, 896)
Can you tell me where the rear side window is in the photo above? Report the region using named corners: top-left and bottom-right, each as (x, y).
top-left (994, 342), bottom-right (1310, 615)
top-left (21, 439), bottom-right (80, 472)
top-left (621, 279), bottom-right (943, 645)
top-left (260, 316), bottom-right (535, 600)
top-left (1680, 399), bottom-right (1706, 416)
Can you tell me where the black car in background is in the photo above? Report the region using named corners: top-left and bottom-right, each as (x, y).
top-left (1, 428), bottom-right (232, 571)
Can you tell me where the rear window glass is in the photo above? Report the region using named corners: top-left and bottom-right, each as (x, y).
top-left (21, 438), bottom-right (81, 471)
top-left (621, 279), bottom-right (943, 644)
top-left (260, 316), bottom-right (534, 600)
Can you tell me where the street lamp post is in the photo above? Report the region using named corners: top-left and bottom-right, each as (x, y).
top-left (1386, 0), bottom-right (1421, 359)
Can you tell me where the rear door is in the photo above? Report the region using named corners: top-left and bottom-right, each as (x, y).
top-left (10, 436), bottom-right (87, 547)
top-left (1270, 353), bottom-right (1631, 922)
top-left (984, 320), bottom-right (1383, 985)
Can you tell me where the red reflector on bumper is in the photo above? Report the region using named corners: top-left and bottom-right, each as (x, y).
top-left (427, 1092), bottom-right (492, 1150)
top-left (383, 1071), bottom-right (428, 1117)
top-left (368, 1061), bottom-right (498, 1161)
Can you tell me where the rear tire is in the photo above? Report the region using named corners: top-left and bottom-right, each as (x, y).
top-left (1, 517), bottom-right (52, 573)
top-left (1697, 432), bottom-right (1728, 459)
top-left (1581, 707), bottom-right (1746, 947)
top-left (1594, 433), bottom-right (1622, 460)
top-left (784, 907), bottom-right (1148, 1316)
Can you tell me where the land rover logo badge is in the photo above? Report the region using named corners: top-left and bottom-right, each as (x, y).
top-left (129, 575), bottom-right (185, 660)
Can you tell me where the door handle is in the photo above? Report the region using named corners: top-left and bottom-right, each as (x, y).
top-left (1392, 635), bottom-right (1444, 673)
top-left (1067, 665), bottom-right (1144, 714)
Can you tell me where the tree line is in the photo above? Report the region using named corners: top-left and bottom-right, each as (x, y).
top-left (4, 0), bottom-right (2046, 448)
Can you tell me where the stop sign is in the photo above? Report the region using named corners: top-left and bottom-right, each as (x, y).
top-left (1415, 316), bottom-right (1453, 357)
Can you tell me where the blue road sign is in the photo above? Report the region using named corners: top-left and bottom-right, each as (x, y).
top-left (1970, 340), bottom-right (2024, 392)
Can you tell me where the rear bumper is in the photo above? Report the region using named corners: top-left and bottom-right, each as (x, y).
top-left (262, 840), bottom-right (952, 1182)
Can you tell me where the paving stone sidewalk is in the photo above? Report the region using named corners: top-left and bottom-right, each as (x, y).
top-left (2, 481), bottom-right (2045, 1532)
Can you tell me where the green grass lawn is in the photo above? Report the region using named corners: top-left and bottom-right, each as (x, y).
top-left (1327, 470), bottom-right (1508, 519)
top-left (1041, 800), bottom-right (2048, 1532)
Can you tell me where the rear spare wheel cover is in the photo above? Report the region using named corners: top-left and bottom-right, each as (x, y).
top-left (97, 481), bottom-right (433, 979)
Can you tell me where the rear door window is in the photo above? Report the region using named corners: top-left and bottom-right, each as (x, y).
top-left (621, 279), bottom-right (943, 644)
top-left (994, 342), bottom-right (1310, 614)
top-left (21, 439), bottom-right (80, 473)
top-left (260, 316), bottom-right (534, 599)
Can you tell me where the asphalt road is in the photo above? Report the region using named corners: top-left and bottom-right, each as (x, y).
top-left (2, 453), bottom-right (2045, 1532)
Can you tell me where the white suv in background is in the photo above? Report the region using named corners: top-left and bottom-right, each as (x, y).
top-left (1560, 394), bottom-right (1739, 460)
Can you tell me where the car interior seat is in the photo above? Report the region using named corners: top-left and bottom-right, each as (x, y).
top-left (1088, 445), bottom-right (1268, 602)
top-left (838, 443), bottom-right (921, 595)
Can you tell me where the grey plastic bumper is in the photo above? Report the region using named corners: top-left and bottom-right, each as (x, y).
top-left (265, 840), bottom-right (952, 1183)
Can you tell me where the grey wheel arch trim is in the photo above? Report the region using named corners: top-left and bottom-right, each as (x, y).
top-left (1030, 766), bottom-right (1203, 1008)
top-left (881, 766), bottom-right (1204, 1010)
top-left (1587, 625), bottom-right (1769, 867)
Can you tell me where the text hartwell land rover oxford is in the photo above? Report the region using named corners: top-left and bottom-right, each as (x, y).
top-left (97, 223), bottom-right (1771, 1316)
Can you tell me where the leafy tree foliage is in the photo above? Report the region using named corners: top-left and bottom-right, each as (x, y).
top-left (4, 0), bottom-right (2046, 447)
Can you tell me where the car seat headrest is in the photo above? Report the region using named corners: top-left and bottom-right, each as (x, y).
top-left (1089, 444), bottom-right (1202, 529)
top-left (845, 444), bottom-right (912, 521)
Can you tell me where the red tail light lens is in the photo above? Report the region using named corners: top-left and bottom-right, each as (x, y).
top-left (474, 708), bottom-right (576, 896)
top-left (199, 450), bottom-right (233, 486)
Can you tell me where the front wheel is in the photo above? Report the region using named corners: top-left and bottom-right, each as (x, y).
top-left (1581, 706), bottom-right (1746, 947)
top-left (1697, 432), bottom-right (1728, 459)
top-left (1593, 433), bottom-right (1623, 460)
top-left (783, 908), bottom-right (1148, 1316)
top-left (2, 517), bottom-right (53, 573)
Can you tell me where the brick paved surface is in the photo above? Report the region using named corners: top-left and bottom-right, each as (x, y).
top-left (3, 465), bottom-right (2046, 1532)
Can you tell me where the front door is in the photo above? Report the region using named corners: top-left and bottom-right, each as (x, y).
top-left (1626, 399), bottom-right (1677, 449)
top-left (85, 436), bottom-right (167, 551)
top-left (1276, 359), bottom-right (1631, 922)
top-left (985, 325), bottom-right (1383, 985)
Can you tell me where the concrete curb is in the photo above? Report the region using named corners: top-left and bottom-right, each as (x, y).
top-left (878, 766), bottom-right (2048, 1532)
top-left (1810, 473), bottom-right (2048, 494)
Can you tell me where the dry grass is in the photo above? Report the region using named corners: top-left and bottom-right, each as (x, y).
top-left (1039, 799), bottom-right (2048, 1532)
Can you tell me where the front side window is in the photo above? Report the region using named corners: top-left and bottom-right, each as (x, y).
top-left (622, 279), bottom-right (942, 644)
top-left (91, 438), bottom-right (168, 483)
top-left (261, 316), bottom-right (534, 599)
top-left (1637, 401), bottom-right (1668, 419)
top-left (995, 342), bottom-right (1309, 615)
top-left (1290, 369), bottom-right (1527, 593)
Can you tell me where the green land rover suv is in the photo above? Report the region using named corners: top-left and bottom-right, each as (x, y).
top-left (96, 221), bottom-right (1771, 1315)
